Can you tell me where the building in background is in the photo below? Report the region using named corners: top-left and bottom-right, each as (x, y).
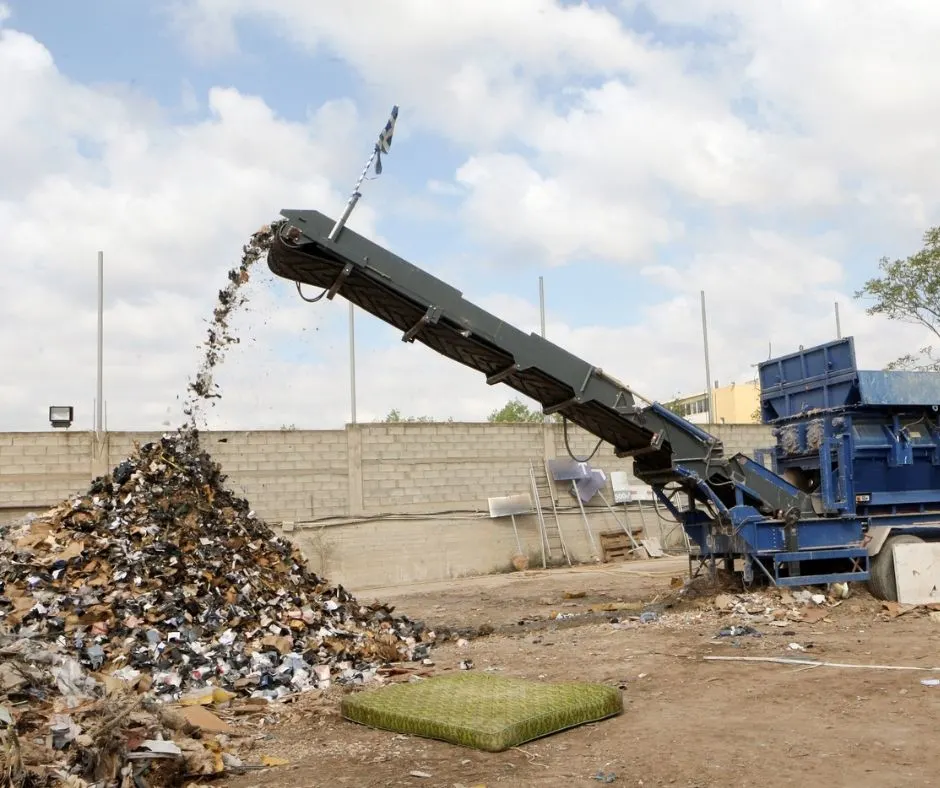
top-left (665, 379), bottom-right (760, 424)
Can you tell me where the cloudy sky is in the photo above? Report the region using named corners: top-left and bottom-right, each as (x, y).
top-left (3, 0), bottom-right (937, 432)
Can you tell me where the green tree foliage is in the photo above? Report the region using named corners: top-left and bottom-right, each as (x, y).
top-left (487, 398), bottom-right (550, 423)
top-left (660, 398), bottom-right (684, 416)
top-left (855, 227), bottom-right (940, 371)
top-left (379, 409), bottom-right (440, 423)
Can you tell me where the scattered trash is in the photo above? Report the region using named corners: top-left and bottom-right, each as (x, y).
top-left (714, 594), bottom-right (735, 610)
top-left (409, 770), bottom-right (433, 778)
top-left (788, 643), bottom-right (806, 651)
top-left (639, 611), bottom-right (658, 624)
top-left (717, 625), bottom-right (762, 638)
top-left (180, 705), bottom-right (234, 734)
top-left (920, 678), bottom-right (940, 687)
top-left (705, 655), bottom-right (940, 671)
top-left (593, 771), bottom-right (618, 783)
top-left (792, 590), bottom-right (826, 606)
top-left (460, 660), bottom-right (474, 671)
top-left (797, 607), bottom-right (832, 624)
top-left (829, 582), bottom-right (850, 600)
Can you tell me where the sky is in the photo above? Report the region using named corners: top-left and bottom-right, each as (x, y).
top-left (2, 0), bottom-right (939, 432)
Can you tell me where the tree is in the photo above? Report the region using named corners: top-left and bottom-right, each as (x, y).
top-left (855, 226), bottom-right (940, 371)
top-left (378, 409), bottom-right (446, 423)
top-left (487, 398), bottom-right (546, 423)
top-left (661, 398), bottom-right (685, 416)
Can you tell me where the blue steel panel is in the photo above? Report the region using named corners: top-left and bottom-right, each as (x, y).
top-left (759, 337), bottom-right (857, 390)
top-left (868, 490), bottom-right (940, 506)
top-left (759, 338), bottom-right (862, 421)
top-left (857, 371), bottom-right (940, 406)
top-left (762, 519), bottom-right (864, 550)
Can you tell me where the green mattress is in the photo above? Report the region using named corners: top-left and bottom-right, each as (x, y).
top-left (340, 672), bottom-right (623, 752)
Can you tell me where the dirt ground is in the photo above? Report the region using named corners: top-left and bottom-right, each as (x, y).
top-left (223, 557), bottom-right (940, 788)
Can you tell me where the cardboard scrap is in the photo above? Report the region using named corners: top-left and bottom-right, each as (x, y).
top-left (798, 607), bottom-right (832, 624)
top-left (180, 705), bottom-right (234, 734)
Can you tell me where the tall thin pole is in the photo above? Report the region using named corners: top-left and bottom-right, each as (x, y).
top-left (835, 301), bottom-right (842, 339)
top-left (349, 302), bottom-right (357, 424)
top-left (538, 276), bottom-right (546, 338)
top-left (539, 277), bottom-right (551, 425)
top-left (323, 106), bottom-right (397, 427)
top-left (96, 251), bottom-right (104, 437)
top-left (700, 290), bottom-right (714, 424)
top-left (328, 105), bottom-right (399, 242)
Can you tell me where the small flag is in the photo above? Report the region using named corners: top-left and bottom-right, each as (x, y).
top-left (374, 105), bottom-right (399, 175)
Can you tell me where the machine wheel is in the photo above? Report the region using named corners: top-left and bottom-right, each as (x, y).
top-left (868, 534), bottom-right (925, 601)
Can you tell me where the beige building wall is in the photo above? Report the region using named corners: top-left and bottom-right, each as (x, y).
top-left (712, 380), bottom-right (760, 423)
top-left (669, 379), bottom-right (761, 424)
top-left (0, 422), bottom-right (775, 589)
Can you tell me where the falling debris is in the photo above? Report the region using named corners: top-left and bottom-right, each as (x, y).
top-left (183, 222), bottom-right (282, 424)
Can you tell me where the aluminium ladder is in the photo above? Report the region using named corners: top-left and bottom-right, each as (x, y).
top-left (529, 460), bottom-right (571, 566)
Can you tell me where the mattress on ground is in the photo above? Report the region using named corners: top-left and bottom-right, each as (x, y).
top-left (340, 672), bottom-right (623, 752)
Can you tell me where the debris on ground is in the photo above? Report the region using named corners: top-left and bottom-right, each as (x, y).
top-left (717, 625), bottom-right (762, 638)
top-left (0, 427), bottom-right (433, 786)
top-left (880, 600), bottom-right (940, 619)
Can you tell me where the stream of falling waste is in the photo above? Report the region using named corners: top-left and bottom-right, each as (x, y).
top-left (181, 221), bottom-right (280, 429)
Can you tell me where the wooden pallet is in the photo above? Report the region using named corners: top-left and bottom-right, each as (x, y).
top-left (599, 530), bottom-right (644, 563)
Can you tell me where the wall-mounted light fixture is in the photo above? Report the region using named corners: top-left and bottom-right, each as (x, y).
top-left (49, 406), bottom-right (74, 429)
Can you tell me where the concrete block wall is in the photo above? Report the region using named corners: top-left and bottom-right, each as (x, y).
top-left (0, 422), bottom-right (775, 588)
top-left (106, 430), bottom-right (349, 523)
top-left (0, 431), bottom-right (101, 521)
top-left (357, 423), bottom-right (544, 513)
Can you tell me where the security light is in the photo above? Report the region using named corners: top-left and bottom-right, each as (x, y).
top-left (49, 406), bottom-right (74, 429)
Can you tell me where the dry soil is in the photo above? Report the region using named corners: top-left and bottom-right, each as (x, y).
top-left (223, 557), bottom-right (940, 788)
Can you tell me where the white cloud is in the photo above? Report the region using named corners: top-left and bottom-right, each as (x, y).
top-left (0, 28), bottom-right (376, 431)
top-left (169, 0), bottom-right (674, 146)
top-left (5, 3), bottom-right (940, 436)
top-left (171, 0), bottom-right (940, 265)
top-left (455, 153), bottom-right (678, 265)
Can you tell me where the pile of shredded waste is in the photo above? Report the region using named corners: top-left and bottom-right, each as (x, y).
top-left (0, 428), bottom-right (433, 786)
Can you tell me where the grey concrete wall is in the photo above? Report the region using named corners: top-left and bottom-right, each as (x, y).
top-left (0, 422), bottom-right (775, 588)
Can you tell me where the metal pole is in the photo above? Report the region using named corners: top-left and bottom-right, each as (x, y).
top-left (835, 301), bottom-right (842, 339)
top-left (96, 251), bottom-right (104, 437)
top-left (328, 105), bottom-right (398, 242)
top-left (539, 276), bottom-right (552, 424)
top-left (539, 276), bottom-right (546, 338)
top-left (700, 290), bottom-right (714, 424)
top-left (349, 302), bottom-right (357, 424)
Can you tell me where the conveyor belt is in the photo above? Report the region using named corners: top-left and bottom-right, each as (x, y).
top-left (268, 209), bottom-right (813, 516)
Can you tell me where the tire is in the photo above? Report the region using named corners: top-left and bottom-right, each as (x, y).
top-left (868, 534), bottom-right (925, 601)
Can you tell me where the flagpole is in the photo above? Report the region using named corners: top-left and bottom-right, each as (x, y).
top-left (326, 104), bottom-right (400, 426)
top-left (328, 105), bottom-right (399, 242)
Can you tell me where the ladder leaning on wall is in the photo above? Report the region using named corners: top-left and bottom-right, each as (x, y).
top-left (529, 461), bottom-right (571, 567)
